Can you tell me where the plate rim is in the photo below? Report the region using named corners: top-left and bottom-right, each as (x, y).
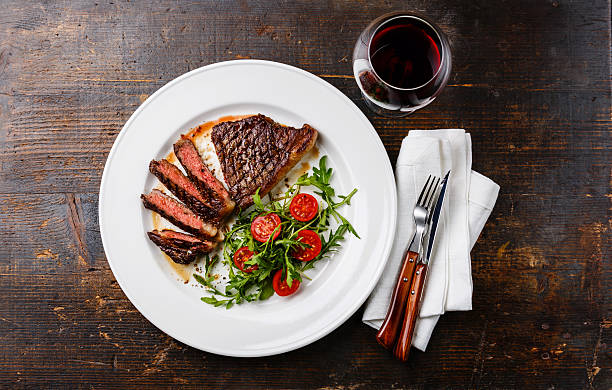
top-left (99, 59), bottom-right (397, 357)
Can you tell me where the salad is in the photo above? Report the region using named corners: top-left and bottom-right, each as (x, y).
top-left (193, 156), bottom-right (358, 308)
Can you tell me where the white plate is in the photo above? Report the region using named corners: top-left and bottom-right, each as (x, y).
top-left (99, 60), bottom-right (397, 357)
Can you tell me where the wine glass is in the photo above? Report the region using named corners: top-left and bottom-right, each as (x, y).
top-left (353, 12), bottom-right (452, 117)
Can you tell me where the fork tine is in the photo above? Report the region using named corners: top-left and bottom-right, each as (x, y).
top-left (425, 178), bottom-right (441, 224)
top-left (420, 176), bottom-right (437, 207)
top-left (426, 177), bottom-right (440, 214)
top-left (417, 175), bottom-right (432, 205)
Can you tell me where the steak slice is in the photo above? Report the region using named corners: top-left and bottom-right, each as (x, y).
top-left (173, 137), bottom-right (235, 219)
top-left (141, 189), bottom-right (217, 239)
top-left (149, 159), bottom-right (221, 223)
top-left (147, 229), bottom-right (215, 264)
top-left (211, 114), bottom-right (318, 209)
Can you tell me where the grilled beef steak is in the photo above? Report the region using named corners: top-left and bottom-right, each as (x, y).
top-left (147, 229), bottom-right (215, 264)
top-left (211, 114), bottom-right (318, 209)
top-left (141, 189), bottom-right (217, 239)
top-left (149, 159), bottom-right (221, 223)
top-left (173, 137), bottom-right (235, 219)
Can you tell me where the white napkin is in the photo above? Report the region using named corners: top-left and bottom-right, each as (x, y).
top-left (363, 130), bottom-right (499, 351)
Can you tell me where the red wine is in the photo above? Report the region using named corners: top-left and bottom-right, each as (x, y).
top-left (370, 20), bottom-right (441, 89)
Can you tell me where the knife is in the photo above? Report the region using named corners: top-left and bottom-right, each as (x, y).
top-left (394, 171), bottom-right (450, 361)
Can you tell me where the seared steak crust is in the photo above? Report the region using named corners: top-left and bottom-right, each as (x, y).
top-left (149, 159), bottom-right (221, 222)
top-left (147, 229), bottom-right (215, 264)
top-left (173, 137), bottom-right (235, 219)
top-left (141, 189), bottom-right (217, 239)
top-left (211, 114), bottom-right (318, 209)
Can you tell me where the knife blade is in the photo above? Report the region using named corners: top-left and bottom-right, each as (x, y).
top-left (423, 170), bottom-right (450, 264)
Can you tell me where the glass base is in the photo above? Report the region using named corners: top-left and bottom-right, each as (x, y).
top-left (361, 92), bottom-right (433, 117)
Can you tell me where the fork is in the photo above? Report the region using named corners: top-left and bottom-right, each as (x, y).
top-left (409, 175), bottom-right (440, 259)
top-left (376, 175), bottom-right (440, 350)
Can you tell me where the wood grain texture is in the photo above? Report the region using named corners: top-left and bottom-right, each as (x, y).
top-left (0, 0), bottom-right (610, 388)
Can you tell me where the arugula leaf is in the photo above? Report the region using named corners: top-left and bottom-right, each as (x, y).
top-left (285, 258), bottom-right (295, 287)
top-left (321, 223), bottom-right (349, 256)
top-left (201, 296), bottom-right (219, 305)
top-left (259, 278), bottom-right (274, 300)
top-left (193, 273), bottom-right (232, 298)
top-left (252, 188), bottom-right (265, 211)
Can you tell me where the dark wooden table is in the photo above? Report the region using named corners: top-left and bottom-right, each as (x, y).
top-left (0, 1), bottom-right (610, 388)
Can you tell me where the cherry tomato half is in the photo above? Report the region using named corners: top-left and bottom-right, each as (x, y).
top-left (251, 213), bottom-right (282, 243)
top-left (272, 269), bottom-right (300, 296)
top-left (233, 246), bottom-right (258, 273)
top-left (290, 193), bottom-right (319, 222)
top-left (292, 229), bottom-right (322, 262)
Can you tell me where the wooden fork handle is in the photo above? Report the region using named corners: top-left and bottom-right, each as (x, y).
top-left (394, 263), bottom-right (428, 361)
top-left (375, 250), bottom-right (419, 349)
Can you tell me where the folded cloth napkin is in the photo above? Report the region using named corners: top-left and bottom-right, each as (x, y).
top-left (362, 129), bottom-right (499, 351)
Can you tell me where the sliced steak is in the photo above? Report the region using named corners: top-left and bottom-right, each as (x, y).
top-left (173, 137), bottom-right (235, 219)
top-left (147, 229), bottom-right (215, 264)
top-left (211, 114), bottom-right (318, 209)
top-left (149, 159), bottom-right (221, 222)
top-left (149, 228), bottom-right (206, 244)
top-left (151, 244), bottom-right (198, 265)
top-left (141, 189), bottom-right (217, 239)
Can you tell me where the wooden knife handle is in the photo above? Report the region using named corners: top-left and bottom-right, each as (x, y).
top-left (375, 250), bottom-right (419, 350)
top-left (394, 263), bottom-right (428, 361)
